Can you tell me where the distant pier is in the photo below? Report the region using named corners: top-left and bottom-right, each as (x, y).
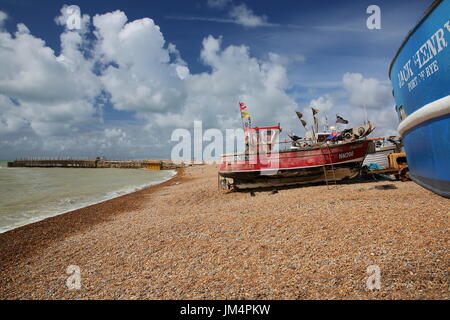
top-left (7, 158), bottom-right (182, 170)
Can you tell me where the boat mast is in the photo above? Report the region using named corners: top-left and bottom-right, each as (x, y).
top-left (311, 107), bottom-right (319, 143)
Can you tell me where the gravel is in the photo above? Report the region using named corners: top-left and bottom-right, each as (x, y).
top-left (0, 165), bottom-right (448, 299)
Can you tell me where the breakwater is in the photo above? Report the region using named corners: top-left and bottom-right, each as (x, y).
top-left (7, 159), bottom-right (181, 170)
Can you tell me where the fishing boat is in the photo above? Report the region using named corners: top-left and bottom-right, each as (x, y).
top-left (389, 0), bottom-right (450, 198)
top-left (218, 108), bottom-right (374, 189)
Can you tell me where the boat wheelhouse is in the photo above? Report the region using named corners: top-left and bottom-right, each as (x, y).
top-left (219, 122), bottom-right (374, 190)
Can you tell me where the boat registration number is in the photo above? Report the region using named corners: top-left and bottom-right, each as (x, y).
top-left (234, 154), bottom-right (249, 161)
top-left (339, 151), bottom-right (354, 159)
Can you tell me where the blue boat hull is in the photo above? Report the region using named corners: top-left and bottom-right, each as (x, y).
top-left (390, 0), bottom-right (450, 198)
top-left (403, 113), bottom-right (450, 197)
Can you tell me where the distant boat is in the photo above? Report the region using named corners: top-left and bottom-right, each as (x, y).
top-left (363, 137), bottom-right (402, 168)
top-left (389, 0), bottom-right (450, 198)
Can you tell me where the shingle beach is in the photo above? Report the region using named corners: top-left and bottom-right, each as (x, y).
top-left (0, 165), bottom-right (448, 299)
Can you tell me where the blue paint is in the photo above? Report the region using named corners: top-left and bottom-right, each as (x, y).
top-left (390, 0), bottom-right (450, 198)
top-left (390, 0), bottom-right (450, 115)
top-left (403, 113), bottom-right (450, 179)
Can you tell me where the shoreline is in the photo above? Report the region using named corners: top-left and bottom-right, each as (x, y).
top-left (0, 168), bottom-right (178, 234)
top-left (0, 168), bottom-right (184, 266)
top-left (1, 165), bottom-right (448, 299)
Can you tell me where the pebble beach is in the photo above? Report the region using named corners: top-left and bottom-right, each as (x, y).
top-left (0, 165), bottom-right (448, 299)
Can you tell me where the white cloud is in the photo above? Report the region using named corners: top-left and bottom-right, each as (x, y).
top-left (341, 72), bottom-right (398, 136)
top-left (151, 36), bottom-right (298, 132)
top-left (229, 3), bottom-right (271, 27)
top-left (342, 72), bottom-right (392, 109)
top-left (55, 5), bottom-right (90, 34)
top-left (309, 95), bottom-right (334, 113)
top-left (0, 6), bottom-right (296, 159)
top-left (170, 1), bottom-right (276, 28)
top-left (0, 6), bottom-right (399, 159)
top-left (0, 95), bottom-right (28, 135)
top-left (93, 11), bottom-right (188, 114)
top-left (0, 10), bottom-right (102, 138)
top-left (1, 26), bottom-right (87, 103)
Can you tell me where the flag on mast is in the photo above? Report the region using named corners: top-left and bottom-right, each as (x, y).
top-left (295, 111), bottom-right (308, 129)
top-left (311, 107), bottom-right (320, 136)
top-left (239, 102), bottom-right (251, 126)
top-left (336, 115), bottom-right (349, 124)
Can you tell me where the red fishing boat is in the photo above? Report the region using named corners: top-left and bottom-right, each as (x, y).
top-left (219, 106), bottom-right (374, 190)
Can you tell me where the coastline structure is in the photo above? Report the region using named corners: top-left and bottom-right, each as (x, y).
top-left (7, 159), bottom-right (182, 170)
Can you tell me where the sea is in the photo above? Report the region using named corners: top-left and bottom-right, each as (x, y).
top-left (0, 161), bottom-right (175, 233)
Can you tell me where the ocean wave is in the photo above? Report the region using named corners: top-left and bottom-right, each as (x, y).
top-left (102, 171), bottom-right (176, 201)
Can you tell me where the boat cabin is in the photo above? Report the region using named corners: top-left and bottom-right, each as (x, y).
top-left (245, 125), bottom-right (281, 154)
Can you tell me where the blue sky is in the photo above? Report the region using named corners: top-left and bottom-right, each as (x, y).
top-left (0, 0), bottom-right (432, 159)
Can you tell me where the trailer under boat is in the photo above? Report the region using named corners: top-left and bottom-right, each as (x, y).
top-left (218, 125), bottom-right (373, 190)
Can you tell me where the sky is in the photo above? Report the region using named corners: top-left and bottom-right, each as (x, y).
top-left (0, 0), bottom-right (431, 160)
